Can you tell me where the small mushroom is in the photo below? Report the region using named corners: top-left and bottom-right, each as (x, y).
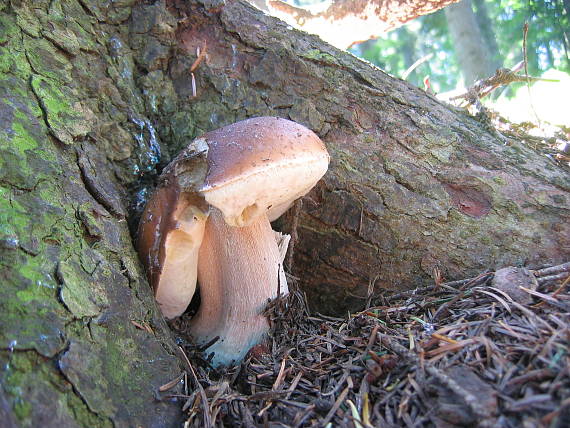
top-left (137, 117), bottom-right (329, 366)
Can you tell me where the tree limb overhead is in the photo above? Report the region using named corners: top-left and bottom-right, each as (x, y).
top-left (267, 0), bottom-right (460, 48)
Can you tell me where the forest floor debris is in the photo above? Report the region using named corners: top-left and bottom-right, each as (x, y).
top-left (166, 262), bottom-right (570, 427)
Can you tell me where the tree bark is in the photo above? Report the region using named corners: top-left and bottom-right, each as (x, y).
top-left (267, 0), bottom-right (460, 48)
top-left (0, 1), bottom-right (184, 426)
top-left (1, 0), bottom-right (568, 425)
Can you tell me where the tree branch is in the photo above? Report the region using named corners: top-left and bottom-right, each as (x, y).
top-left (267, 0), bottom-right (460, 48)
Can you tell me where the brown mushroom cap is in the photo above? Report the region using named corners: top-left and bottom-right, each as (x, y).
top-left (137, 187), bottom-right (208, 318)
top-left (198, 117), bottom-right (329, 226)
top-left (137, 117), bottom-right (329, 327)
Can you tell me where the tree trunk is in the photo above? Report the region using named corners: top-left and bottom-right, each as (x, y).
top-left (0, 1), bottom-right (184, 426)
top-left (472, 0), bottom-right (502, 71)
top-left (445, 0), bottom-right (496, 85)
top-left (1, 0), bottom-right (568, 425)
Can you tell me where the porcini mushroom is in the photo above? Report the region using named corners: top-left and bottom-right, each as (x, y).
top-left (137, 117), bottom-right (329, 366)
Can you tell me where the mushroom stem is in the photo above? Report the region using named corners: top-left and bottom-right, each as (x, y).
top-left (190, 209), bottom-right (288, 366)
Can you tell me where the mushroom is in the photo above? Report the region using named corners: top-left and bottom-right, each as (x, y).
top-left (137, 117), bottom-right (329, 366)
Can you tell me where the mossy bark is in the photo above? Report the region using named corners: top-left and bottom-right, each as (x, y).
top-left (1, 0), bottom-right (182, 426)
top-left (0, 0), bottom-right (568, 425)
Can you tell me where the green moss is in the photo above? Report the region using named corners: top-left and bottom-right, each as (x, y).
top-left (171, 110), bottom-right (196, 150)
top-left (0, 15), bottom-right (16, 53)
top-left (105, 333), bottom-right (138, 386)
top-left (2, 356), bottom-right (34, 423)
top-left (332, 148), bottom-right (362, 176)
top-left (301, 49), bottom-right (339, 65)
top-left (0, 2), bottom-right (182, 425)
top-left (60, 0), bottom-right (99, 52)
top-left (499, 199), bottom-right (524, 220)
top-left (30, 75), bottom-right (90, 144)
top-left (2, 351), bottom-right (111, 427)
top-left (37, 184), bottom-right (66, 208)
top-left (0, 49), bottom-right (12, 74)
top-left (30, 76), bottom-right (67, 115)
top-left (43, 19), bottom-right (81, 56)
top-left (0, 14), bottom-right (32, 78)
top-left (0, 182), bottom-right (71, 358)
top-left (56, 335), bottom-right (121, 417)
top-left (14, 4), bottom-right (41, 38)
top-left (58, 257), bottom-right (109, 318)
top-left (23, 36), bottom-right (72, 83)
top-left (13, 397), bottom-right (32, 421)
top-left (9, 122), bottom-right (38, 152)
top-left (0, 191), bottom-right (17, 238)
top-left (429, 146), bottom-right (453, 163)
top-left (17, 260), bottom-right (56, 294)
top-left (493, 176), bottom-right (507, 185)
top-left (67, 391), bottom-right (113, 428)
top-left (191, 100), bottom-right (235, 133)
top-left (12, 257), bottom-right (60, 305)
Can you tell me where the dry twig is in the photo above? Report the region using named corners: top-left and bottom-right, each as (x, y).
top-left (168, 262), bottom-right (570, 426)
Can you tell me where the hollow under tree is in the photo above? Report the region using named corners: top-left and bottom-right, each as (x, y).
top-left (0, 0), bottom-right (568, 426)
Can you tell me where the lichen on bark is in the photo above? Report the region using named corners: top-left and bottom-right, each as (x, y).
top-left (1, 1), bottom-right (182, 426)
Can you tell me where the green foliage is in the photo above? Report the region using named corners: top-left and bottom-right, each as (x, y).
top-left (494, 0), bottom-right (569, 74)
top-left (352, 0), bottom-right (570, 94)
